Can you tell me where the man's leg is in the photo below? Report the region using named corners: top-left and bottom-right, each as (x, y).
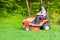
top-left (40, 16), bottom-right (44, 19)
top-left (36, 16), bottom-right (44, 24)
top-left (35, 15), bottom-right (40, 24)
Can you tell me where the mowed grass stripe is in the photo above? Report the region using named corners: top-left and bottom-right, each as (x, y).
top-left (0, 24), bottom-right (60, 40)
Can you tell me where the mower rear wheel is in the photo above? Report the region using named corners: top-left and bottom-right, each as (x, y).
top-left (24, 26), bottom-right (30, 30)
top-left (43, 22), bottom-right (50, 30)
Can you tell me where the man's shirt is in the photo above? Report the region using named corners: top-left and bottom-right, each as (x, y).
top-left (41, 8), bottom-right (46, 16)
top-left (36, 7), bottom-right (46, 16)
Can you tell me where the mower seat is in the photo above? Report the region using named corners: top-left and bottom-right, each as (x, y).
top-left (41, 16), bottom-right (47, 20)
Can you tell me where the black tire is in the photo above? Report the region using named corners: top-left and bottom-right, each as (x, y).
top-left (43, 22), bottom-right (50, 30)
top-left (24, 26), bottom-right (30, 30)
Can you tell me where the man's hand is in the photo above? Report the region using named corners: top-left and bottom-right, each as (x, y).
top-left (36, 12), bottom-right (41, 15)
top-left (40, 13), bottom-right (43, 16)
top-left (36, 13), bottom-right (43, 16)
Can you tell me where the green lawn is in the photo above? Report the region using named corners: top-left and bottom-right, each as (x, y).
top-left (0, 16), bottom-right (60, 40)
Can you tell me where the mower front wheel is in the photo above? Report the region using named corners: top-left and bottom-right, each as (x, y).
top-left (24, 26), bottom-right (30, 30)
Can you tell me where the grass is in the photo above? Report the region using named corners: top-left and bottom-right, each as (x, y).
top-left (0, 15), bottom-right (60, 40)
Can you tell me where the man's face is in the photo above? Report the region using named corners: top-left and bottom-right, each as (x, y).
top-left (41, 6), bottom-right (44, 10)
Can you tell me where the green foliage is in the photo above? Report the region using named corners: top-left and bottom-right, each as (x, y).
top-left (30, 2), bottom-right (40, 15)
top-left (0, 0), bottom-right (60, 16)
top-left (0, 0), bottom-right (60, 24)
top-left (0, 8), bottom-right (7, 17)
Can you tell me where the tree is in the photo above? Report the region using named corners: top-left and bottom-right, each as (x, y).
top-left (40, 0), bottom-right (43, 6)
top-left (26, 0), bottom-right (30, 17)
top-left (46, 0), bottom-right (49, 18)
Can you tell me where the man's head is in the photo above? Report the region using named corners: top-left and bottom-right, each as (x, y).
top-left (41, 5), bottom-right (45, 10)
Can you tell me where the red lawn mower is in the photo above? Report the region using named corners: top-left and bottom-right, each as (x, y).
top-left (22, 16), bottom-right (50, 30)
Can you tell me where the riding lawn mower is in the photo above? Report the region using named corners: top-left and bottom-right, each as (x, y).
top-left (22, 16), bottom-right (50, 30)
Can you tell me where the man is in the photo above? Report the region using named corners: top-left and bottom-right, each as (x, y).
top-left (35, 6), bottom-right (46, 24)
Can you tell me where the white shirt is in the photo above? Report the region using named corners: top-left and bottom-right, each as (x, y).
top-left (36, 7), bottom-right (46, 16)
top-left (41, 8), bottom-right (46, 16)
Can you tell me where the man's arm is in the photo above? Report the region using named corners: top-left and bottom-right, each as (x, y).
top-left (36, 11), bottom-right (41, 15)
